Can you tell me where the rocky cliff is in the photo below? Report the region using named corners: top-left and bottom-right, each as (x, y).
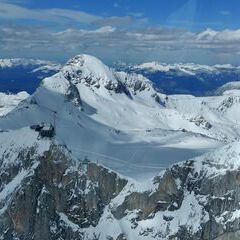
top-left (1, 128), bottom-right (240, 239)
top-left (0, 137), bottom-right (127, 240)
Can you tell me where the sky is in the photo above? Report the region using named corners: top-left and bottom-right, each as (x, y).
top-left (0, 0), bottom-right (240, 65)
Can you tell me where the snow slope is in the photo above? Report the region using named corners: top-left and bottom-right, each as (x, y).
top-left (0, 54), bottom-right (239, 180)
top-left (0, 91), bottom-right (29, 116)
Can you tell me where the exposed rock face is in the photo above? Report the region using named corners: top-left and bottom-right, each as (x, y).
top-left (0, 144), bottom-right (127, 240)
top-left (1, 141), bottom-right (240, 240)
top-left (111, 146), bottom-right (240, 240)
top-left (217, 96), bottom-right (240, 112)
top-left (189, 115), bottom-right (212, 130)
top-left (61, 55), bottom-right (164, 103)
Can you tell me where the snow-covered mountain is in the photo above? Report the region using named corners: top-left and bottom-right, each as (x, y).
top-left (135, 62), bottom-right (239, 75)
top-left (0, 58), bottom-right (61, 94)
top-left (1, 54), bottom-right (240, 176)
top-left (215, 81), bottom-right (240, 95)
top-left (0, 54), bottom-right (240, 239)
top-left (114, 61), bottom-right (240, 96)
top-left (1, 57), bottom-right (240, 97)
top-left (0, 91), bottom-right (29, 116)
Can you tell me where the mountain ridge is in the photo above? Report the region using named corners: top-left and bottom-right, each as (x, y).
top-left (1, 56), bottom-right (240, 95)
top-left (114, 61), bottom-right (240, 96)
top-left (0, 126), bottom-right (240, 239)
top-left (0, 54), bottom-right (240, 239)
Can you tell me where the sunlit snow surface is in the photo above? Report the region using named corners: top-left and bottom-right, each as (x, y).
top-left (0, 91), bottom-right (29, 116)
top-left (0, 54), bottom-right (239, 180)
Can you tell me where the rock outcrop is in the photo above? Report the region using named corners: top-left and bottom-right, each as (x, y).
top-left (0, 143), bottom-right (127, 240)
top-left (1, 139), bottom-right (240, 240)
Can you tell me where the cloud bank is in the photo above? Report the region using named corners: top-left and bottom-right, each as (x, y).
top-left (0, 2), bottom-right (240, 64)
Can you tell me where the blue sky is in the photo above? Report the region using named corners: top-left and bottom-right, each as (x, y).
top-left (0, 0), bottom-right (240, 64)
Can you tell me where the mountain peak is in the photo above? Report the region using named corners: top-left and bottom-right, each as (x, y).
top-left (62, 54), bottom-right (118, 87)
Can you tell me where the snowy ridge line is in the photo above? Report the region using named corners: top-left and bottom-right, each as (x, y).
top-left (133, 61), bottom-right (240, 73)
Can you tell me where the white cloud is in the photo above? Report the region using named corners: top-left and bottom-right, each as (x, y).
top-left (0, 2), bottom-right (239, 64)
top-left (1, 25), bottom-right (240, 64)
top-left (196, 28), bottom-right (240, 44)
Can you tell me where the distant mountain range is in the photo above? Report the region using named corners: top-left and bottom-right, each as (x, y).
top-left (113, 61), bottom-right (240, 96)
top-left (0, 58), bottom-right (61, 94)
top-left (1, 58), bottom-right (240, 96)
